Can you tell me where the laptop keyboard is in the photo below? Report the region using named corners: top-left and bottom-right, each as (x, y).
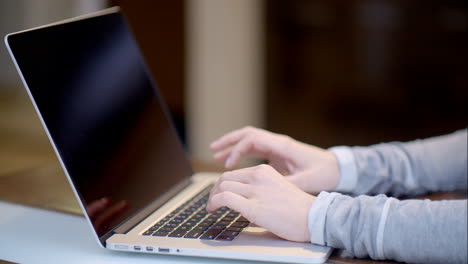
top-left (142, 185), bottom-right (249, 241)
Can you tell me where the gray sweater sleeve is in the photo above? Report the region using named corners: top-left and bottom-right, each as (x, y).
top-left (308, 130), bottom-right (468, 263)
top-left (312, 193), bottom-right (468, 263)
top-left (346, 129), bottom-right (467, 196)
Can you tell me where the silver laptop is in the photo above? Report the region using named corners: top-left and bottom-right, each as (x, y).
top-left (4, 7), bottom-right (331, 263)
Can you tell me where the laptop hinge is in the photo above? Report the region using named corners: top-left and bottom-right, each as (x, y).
top-left (100, 231), bottom-right (116, 247)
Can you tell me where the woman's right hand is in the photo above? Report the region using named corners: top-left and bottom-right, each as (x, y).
top-left (210, 126), bottom-right (341, 193)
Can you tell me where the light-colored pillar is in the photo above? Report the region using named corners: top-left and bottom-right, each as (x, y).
top-left (186, 0), bottom-right (264, 162)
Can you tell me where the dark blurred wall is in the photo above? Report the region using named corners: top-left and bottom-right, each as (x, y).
top-left (266, 0), bottom-right (467, 147)
top-left (112, 0), bottom-right (186, 142)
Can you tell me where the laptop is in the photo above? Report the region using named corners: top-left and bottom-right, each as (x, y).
top-left (4, 7), bottom-right (331, 263)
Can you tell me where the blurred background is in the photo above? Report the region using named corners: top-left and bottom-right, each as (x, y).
top-left (0, 0), bottom-right (466, 176)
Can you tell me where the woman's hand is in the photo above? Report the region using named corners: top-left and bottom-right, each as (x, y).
top-left (210, 126), bottom-right (340, 193)
top-left (207, 164), bottom-right (315, 242)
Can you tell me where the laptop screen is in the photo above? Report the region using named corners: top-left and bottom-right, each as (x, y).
top-left (6, 10), bottom-right (193, 239)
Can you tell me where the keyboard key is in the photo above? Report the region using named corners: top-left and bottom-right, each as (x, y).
top-left (152, 231), bottom-right (169, 236)
top-left (237, 216), bottom-right (249, 222)
top-left (187, 217), bottom-right (201, 223)
top-left (230, 221), bottom-right (249, 228)
top-left (154, 221), bottom-right (165, 227)
top-left (200, 229), bottom-right (222, 240)
top-left (181, 221), bottom-right (196, 228)
top-left (205, 217), bottom-right (218, 222)
top-left (168, 228), bottom-right (188, 237)
top-left (198, 220), bottom-right (215, 227)
top-left (211, 212), bottom-right (224, 218)
top-left (174, 215), bottom-right (188, 220)
top-left (226, 227), bottom-right (243, 232)
top-left (193, 225), bottom-right (209, 231)
top-left (226, 212), bottom-right (240, 218)
top-left (163, 223), bottom-right (179, 228)
top-left (179, 212), bottom-right (191, 217)
top-left (184, 230), bottom-right (204, 239)
top-left (158, 227), bottom-right (173, 232)
top-left (211, 225), bottom-right (226, 230)
top-left (217, 221), bottom-right (231, 226)
top-left (170, 219), bottom-right (183, 224)
top-left (194, 213), bottom-right (208, 218)
top-left (216, 234), bottom-right (236, 241)
top-left (148, 226), bottom-right (158, 232)
top-left (143, 230), bottom-right (153, 236)
top-left (220, 230), bottom-right (239, 237)
top-left (221, 216), bottom-right (235, 222)
top-left (178, 226), bottom-right (190, 231)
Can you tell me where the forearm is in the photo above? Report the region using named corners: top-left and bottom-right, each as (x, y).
top-left (331, 129), bottom-right (467, 196)
top-left (309, 192), bottom-right (468, 263)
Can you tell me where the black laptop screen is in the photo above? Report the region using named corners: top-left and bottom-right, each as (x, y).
top-left (6, 11), bottom-right (193, 238)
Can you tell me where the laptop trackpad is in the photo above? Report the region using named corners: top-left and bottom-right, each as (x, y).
top-left (201, 226), bottom-right (331, 255)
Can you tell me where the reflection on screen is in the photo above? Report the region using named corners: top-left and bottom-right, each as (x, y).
top-left (8, 12), bottom-right (193, 237)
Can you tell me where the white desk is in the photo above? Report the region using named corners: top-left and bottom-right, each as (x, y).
top-left (0, 201), bottom-right (258, 264)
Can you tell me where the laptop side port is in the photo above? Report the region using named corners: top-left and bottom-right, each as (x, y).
top-left (134, 245), bottom-right (141, 251)
top-left (146, 246), bottom-right (153, 252)
top-left (158, 247), bottom-right (170, 253)
top-left (114, 244), bottom-right (129, 250)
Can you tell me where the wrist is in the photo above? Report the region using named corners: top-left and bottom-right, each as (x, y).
top-left (301, 194), bottom-right (317, 242)
top-left (323, 150), bottom-right (341, 191)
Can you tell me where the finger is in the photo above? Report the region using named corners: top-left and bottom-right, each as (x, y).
top-left (213, 148), bottom-right (232, 163)
top-left (218, 166), bottom-right (259, 184)
top-left (209, 126), bottom-right (255, 151)
top-left (225, 135), bottom-right (274, 168)
top-left (225, 137), bottom-right (253, 168)
top-left (206, 192), bottom-right (253, 221)
top-left (86, 197), bottom-right (110, 219)
top-left (213, 138), bottom-right (263, 168)
top-left (210, 181), bottom-right (253, 199)
top-left (210, 167), bottom-right (259, 198)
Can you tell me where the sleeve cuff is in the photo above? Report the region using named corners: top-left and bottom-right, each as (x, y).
top-left (308, 191), bottom-right (340, 245)
top-left (329, 146), bottom-right (358, 193)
